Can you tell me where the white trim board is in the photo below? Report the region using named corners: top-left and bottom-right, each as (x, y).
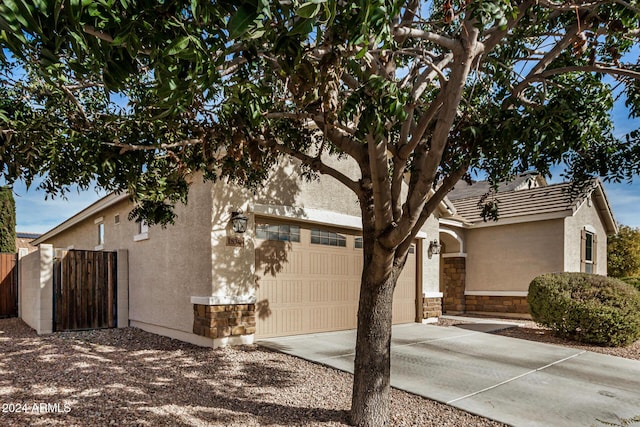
top-left (423, 292), bottom-right (443, 298)
top-left (442, 253), bottom-right (467, 258)
top-left (191, 295), bottom-right (257, 305)
top-left (253, 204), bottom-right (430, 238)
top-left (465, 291), bottom-right (528, 297)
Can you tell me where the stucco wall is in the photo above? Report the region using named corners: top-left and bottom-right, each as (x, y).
top-left (253, 156), bottom-right (361, 217)
top-left (421, 214), bottom-right (441, 296)
top-left (564, 197), bottom-right (609, 275)
top-left (465, 219), bottom-right (565, 292)
top-left (19, 244), bottom-right (53, 334)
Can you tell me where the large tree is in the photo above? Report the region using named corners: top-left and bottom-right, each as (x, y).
top-left (2, 1), bottom-right (640, 425)
top-left (608, 225), bottom-right (640, 278)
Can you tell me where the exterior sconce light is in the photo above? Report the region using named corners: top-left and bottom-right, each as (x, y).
top-left (428, 239), bottom-right (441, 258)
top-left (231, 211), bottom-right (249, 234)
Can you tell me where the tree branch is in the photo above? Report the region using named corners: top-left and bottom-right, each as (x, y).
top-left (257, 136), bottom-right (361, 196)
top-left (512, 65), bottom-right (640, 99)
top-left (393, 27), bottom-right (457, 52)
top-left (367, 132), bottom-right (393, 233)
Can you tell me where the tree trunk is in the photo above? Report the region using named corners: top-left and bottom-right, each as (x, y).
top-left (350, 244), bottom-right (403, 427)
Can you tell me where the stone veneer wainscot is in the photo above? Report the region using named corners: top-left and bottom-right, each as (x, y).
top-left (193, 304), bottom-right (256, 339)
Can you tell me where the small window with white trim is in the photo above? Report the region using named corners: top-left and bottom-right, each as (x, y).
top-left (134, 220), bottom-right (150, 242)
top-left (98, 223), bottom-right (105, 245)
top-left (581, 228), bottom-right (597, 274)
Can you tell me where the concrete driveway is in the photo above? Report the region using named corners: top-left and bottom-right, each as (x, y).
top-left (258, 322), bottom-right (640, 427)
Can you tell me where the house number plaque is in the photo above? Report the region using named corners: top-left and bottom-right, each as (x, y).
top-left (226, 236), bottom-right (245, 247)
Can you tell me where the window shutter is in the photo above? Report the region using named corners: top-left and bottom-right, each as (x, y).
top-left (592, 233), bottom-right (598, 273)
top-left (580, 229), bottom-right (586, 273)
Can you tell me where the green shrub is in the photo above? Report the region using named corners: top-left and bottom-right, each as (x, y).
top-left (619, 277), bottom-right (640, 292)
top-left (528, 273), bottom-right (640, 347)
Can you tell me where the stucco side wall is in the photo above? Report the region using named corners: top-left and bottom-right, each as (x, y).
top-left (421, 214), bottom-right (441, 296)
top-left (564, 198), bottom-right (609, 275)
top-left (40, 181), bottom-right (214, 335)
top-left (19, 245), bottom-right (53, 334)
top-left (465, 219), bottom-right (565, 292)
top-left (206, 179), bottom-right (257, 304)
top-left (253, 156), bottom-right (361, 217)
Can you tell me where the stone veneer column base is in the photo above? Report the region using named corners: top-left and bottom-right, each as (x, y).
top-left (193, 304), bottom-right (256, 340)
top-left (442, 257), bottom-right (466, 312)
top-left (422, 296), bottom-right (443, 322)
top-left (464, 295), bottom-right (529, 315)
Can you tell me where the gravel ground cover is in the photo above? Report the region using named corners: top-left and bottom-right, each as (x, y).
top-left (437, 316), bottom-right (640, 361)
top-left (0, 318), bottom-right (505, 427)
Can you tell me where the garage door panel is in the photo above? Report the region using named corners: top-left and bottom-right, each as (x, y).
top-left (309, 280), bottom-right (329, 302)
top-left (310, 253), bottom-right (330, 275)
top-left (331, 255), bottom-right (350, 275)
top-left (256, 224), bottom-right (417, 338)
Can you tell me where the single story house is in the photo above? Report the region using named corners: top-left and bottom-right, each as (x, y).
top-left (439, 173), bottom-right (618, 316)
top-left (26, 163), bottom-right (618, 346)
top-left (29, 157), bottom-right (446, 347)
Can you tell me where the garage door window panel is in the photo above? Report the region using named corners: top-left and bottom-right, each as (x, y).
top-left (311, 229), bottom-right (346, 247)
top-left (257, 224), bottom-right (300, 242)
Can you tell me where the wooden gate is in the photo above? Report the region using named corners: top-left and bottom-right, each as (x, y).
top-left (0, 253), bottom-right (18, 318)
top-left (53, 250), bottom-right (117, 332)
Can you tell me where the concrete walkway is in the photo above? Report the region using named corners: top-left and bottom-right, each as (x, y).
top-left (258, 322), bottom-right (640, 427)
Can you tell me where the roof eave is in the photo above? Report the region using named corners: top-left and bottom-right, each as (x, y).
top-left (591, 180), bottom-right (619, 235)
top-left (32, 192), bottom-right (129, 246)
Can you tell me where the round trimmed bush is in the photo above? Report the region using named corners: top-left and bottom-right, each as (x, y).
top-left (528, 273), bottom-right (640, 347)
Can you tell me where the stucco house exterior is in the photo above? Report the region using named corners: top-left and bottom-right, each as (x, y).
top-left (31, 158), bottom-right (445, 347)
top-left (439, 173), bottom-right (618, 316)
top-left (28, 165), bottom-right (618, 346)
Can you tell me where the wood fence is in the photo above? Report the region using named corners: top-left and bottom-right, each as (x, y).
top-left (0, 253), bottom-right (18, 318)
top-left (53, 250), bottom-right (117, 332)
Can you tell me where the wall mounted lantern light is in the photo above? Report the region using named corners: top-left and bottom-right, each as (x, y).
top-left (231, 210), bottom-right (249, 234)
top-left (427, 239), bottom-right (441, 258)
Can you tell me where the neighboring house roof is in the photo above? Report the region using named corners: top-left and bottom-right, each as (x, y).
top-left (449, 179), bottom-right (618, 235)
top-left (447, 172), bottom-right (547, 201)
top-left (16, 232), bottom-right (41, 253)
top-left (17, 232), bottom-right (41, 240)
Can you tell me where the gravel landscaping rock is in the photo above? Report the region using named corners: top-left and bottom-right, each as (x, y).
top-left (0, 318), bottom-right (505, 426)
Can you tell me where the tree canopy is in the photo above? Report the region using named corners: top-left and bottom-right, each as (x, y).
top-left (608, 224), bottom-right (640, 278)
top-left (0, 186), bottom-right (16, 253)
top-left (2, 1), bottom-right (640, 425)
top-left (1, 1), bottom-right (639, 225)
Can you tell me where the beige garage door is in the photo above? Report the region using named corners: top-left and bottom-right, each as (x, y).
top-left (255, 222), bottom-right (417, 338)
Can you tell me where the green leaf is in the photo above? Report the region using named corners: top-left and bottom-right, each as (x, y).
top-left (298, 2), bottom-right (321, 19)
top-left (166, 36), bottom-right (190, 55)
top-left (227, 5), bottom-right (258, 39)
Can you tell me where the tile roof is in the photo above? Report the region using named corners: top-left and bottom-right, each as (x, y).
top-left (451, 181), bottom-right (582, 224)
top-left (16, 232), bottom-right (41, 240)
top-left (447, 172), bottom-right (544, 201)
